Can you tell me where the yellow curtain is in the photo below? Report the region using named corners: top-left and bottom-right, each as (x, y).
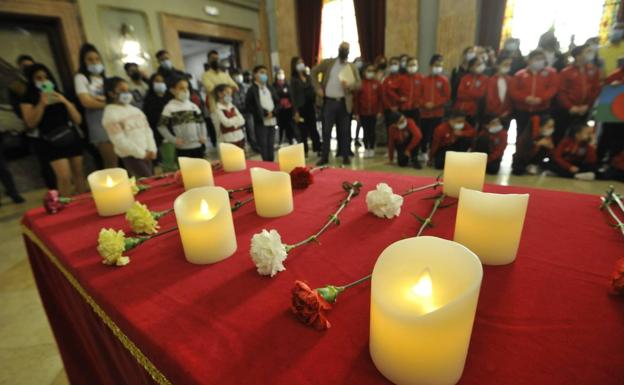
top-left (599, 0), bottom-right (622, 44)
top-left (499, 0), bottom-right (516, 49)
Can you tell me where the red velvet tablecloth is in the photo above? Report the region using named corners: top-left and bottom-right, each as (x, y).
top-left (23, 161), bottom-right (624, 385)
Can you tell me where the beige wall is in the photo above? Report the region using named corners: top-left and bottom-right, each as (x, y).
top-left (385, 0), bottom-right (419, 59)
top-left (274, 0), bottom-right (299, 76)
top-left (436, 0), bottom-right (478, 72)
top-left (76, 0), bottom-right (263, 76)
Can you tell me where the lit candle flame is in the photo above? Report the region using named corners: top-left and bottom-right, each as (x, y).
top-left (411, 268), bottom-right (433, 298)
top-left (105, 175), bottom-right (114, 187)
top-left (198, 199), bottom-right (212, 219)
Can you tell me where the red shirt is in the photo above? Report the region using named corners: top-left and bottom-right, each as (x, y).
top-left (219, 106), bottom-right (243, 134)
top-left (429, 121), bottom-right (477, 158)
top-left (557, 64), bottom-right (601, 110)
top-left (387, 118), bottom-right (422, 162)
top-left (353, 79), bottom-right (384, 116)
top-left (398, 73), bottom-right (423, 110)
top-left (421, 75), bottom-right (451, 118)
top-left (477, 129), bottom-right (508, 162)
top-left (509, 67), bottom-right (560, 112)
top-left (383, 74), bottom-right (402, 109)
top-left (453, 73), bottom-right (488, 116)
top-left (554, 137), bottom-right (597, 170)
top-left (485, 75), bottom-right (513, 117)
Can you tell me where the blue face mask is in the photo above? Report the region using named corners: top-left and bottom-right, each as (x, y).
top-left (118, 92), bottom-right (133, 105)
top-left (224, 95), bottom-right (233, 104)
top-left (153, 82), bottom-right (167, 94)
top-left (35, 80), bottom-right (54, 92)
top-left (160, 60), bottom-right (173, 70)
top-left (259, 73), bottom-right (268, 84)
top-left (87, 63), bottom-right (104, 75)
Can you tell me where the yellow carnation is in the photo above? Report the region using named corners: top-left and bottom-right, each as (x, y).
top-left (126, 202), bottom-right (160, 235)
top-left (97, 228), bottom-right (130, 266)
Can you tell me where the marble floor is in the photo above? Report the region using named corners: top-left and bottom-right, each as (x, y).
top-left (0, 144), bottom-right (619, 385)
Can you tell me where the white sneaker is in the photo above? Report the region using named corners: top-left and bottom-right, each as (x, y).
top-left (418, 152), bottom-right (428, 162)
top-left (526, 164), bottom-right (539, 175)
top-left (574, 171), bottom-right (596, 181)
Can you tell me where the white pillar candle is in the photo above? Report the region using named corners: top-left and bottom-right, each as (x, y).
top-left (219, 143), bottom-right (246, 172)
top-left (174, 186), bottom-right (237, 264)
top-left (250, 167), bottom-right (293, 217)
top-left (278, 143), bottom-right (305, 173)
top-left (443, 151), bottom-right (487, 198)
top-left (454, 187), bottom-right (529, 266)
top-left (87, 168), bottom-right (134, 216)
top-left (370, 236), bottom-right (483, 385)
top-left (178, 157), bottom-right (214, 190)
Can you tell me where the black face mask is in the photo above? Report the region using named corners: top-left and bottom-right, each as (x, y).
top-left (210, 61), bottom-right (219, 70)
top-left (338, 49), bottom-right (349, 60)
top-left (130, 72), bottom-right (141, 81)
top-left (377, 62), bottom-right (387, 70)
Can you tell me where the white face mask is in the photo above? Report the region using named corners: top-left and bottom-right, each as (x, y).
top-left (407, 65), bottom-right (418, 74)
top-left (176, 90), bottom-right (190, 102)
top-left (488, 124), bottom-right (503, 134)
top-left (389, 64), bottom-right (399, 74)
top-left (277, 73), bottom-right (286, 81)
top-left (452, 122), bottom-right (465, 130)
top-left (234, 74), bottom-right (243, 84)
top-left (541, 128), bottom-right (554, 137)
top-left (365, 71), bottom-right (375, 80)
top-left (432, 66), bottom-right (443, 75)
top-left (296, 62), bottom-right (306, 72)
top-left (530, 60), bottom-right (546, 72)
top-left (397, 119), bottom-right (407, 129)
top-left (118, 92), bottom-right (133, 105)
top-left (465, 51), bottom-right (476, 61)
top-left (153, 82), bottom-right (167, 94)
top-left (583, 52), bottom-right (596, 63)
top-left (499, 66), bottom-right (511, 74)
top-left (224, 94), bottom-right (233, 104)
top-left (475, 64), bottom-right (486, 74)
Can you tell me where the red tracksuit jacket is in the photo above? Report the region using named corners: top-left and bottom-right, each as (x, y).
top-left (477, 130), bottom-right (508, 162)
top-left (485, 75), bottom-right (513, 117)
top-left (429, 121), bottom-right (477, 158)
top-left (453, 73), bottom-right (488, 116)
top-left (605, 67), bottom-right (624, 84)
top-left (387, 118), bottom-right (422, 162)
top-left (383, 74), bottom-right (403, 110)
top-left (557, 64), bottom-right (601, 110)
top-left (554, 137), bottom-right (597, 170)
top-left (421, 75), bottom-right (451, 118)
top-left (353, 79), bottom-right (384, 116)
top-left (509, 67), bottom-right (559, 112)
top-left (398, 73), bottom-right (423, 111)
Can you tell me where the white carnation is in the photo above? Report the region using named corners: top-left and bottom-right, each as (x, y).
top-left (250, 229), bottom-right (288, 277)
top-left (366, 183), bottom-right (404, 219)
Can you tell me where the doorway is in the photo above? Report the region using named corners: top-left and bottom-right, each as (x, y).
top-left (178, 33), bottom-right (241, 88)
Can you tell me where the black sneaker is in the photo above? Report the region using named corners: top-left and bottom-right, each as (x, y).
top-left (412, 160), bottom-right (422, 169)
top-left (354, 140), bottom-right (362, 147)
top-left (10, 194), bottom-right (25, 204)
top-left (316, 158), bottom-right (329, 166)
top-left (343, 157), bottom-right (351, 165)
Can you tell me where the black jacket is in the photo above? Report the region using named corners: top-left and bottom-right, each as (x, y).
top-left (290, 75), bottom-right (315, 112)
top-left (245, 82), bottom-right (280, 125)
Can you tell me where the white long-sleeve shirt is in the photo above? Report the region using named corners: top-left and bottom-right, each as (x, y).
top-left (215, 101), bottom-right (245, 143)
top-left (102, 104), bottom-right (157, 159)
top-left (157, 99), bottom-right (208, 150)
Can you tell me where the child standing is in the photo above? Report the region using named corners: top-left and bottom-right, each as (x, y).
top-left (429, 110), bottom-right (477, 169)
top-left (354, 64), bottom-right (384, 158)
top-left (420, 54), bottom-right (451, 159)
top-left (214, 84), bottom-right (246, 149)
top-left (102, 77), bottom-right (157, 178)
top-left (552, 123), bottom-right (597, 180)
top-left (158, 75), bottom-right (208, 159)
top-left (512, 115), bottom-right (556, 175)
top-left (473, 116), bottom-right (508, 174)
top-left (387, 112), bottom-right (423, 168)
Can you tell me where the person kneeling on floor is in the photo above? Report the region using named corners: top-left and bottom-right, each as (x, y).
top-left (473, 116), bottom-right (508, 175)
top-left (429, 110), bottom-right (477, 169)
top-left (511, 114), bottom-right (555, 176)
top-left (387, 112), bottom-right (423, 168)
top-left (551, 122), bottom-right (597, 180)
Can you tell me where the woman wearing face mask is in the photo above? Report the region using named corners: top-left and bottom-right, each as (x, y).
top-left (453, 57), bottom-right (488, 126)
top-left (420, 54), bottom-right (451, 160)
top-left (102, 77), bottom-right (157, 178)
top-left (143, 74), bottom-right (175, 171)
top-left (511, 114), bottom-right (555, 175)
top-left (383, 57), bottom-right (403, 124)
top-left (353, 63), bottom-right (384, 158)
top-left (75, 43), bottom-right (116, 169)
top-left (398, 57), bottom-right (423, 127)
top-left (273, 69), bottom-right (295, 145)
top-left (551, 122), bottom-right (597, 180)
top-left (290, 56), bottom-right (320, 156)
top-left (485, 55), bottom-right (513, 129)
top-left (245, 65), bottom-right (280, 161)
top-left (21, 63), bottom-right (85, 196)
top-left (555, 44), bottom-right (601, 145)
top-left (158, 76), bottom-right (208, 159)
top-left (502, 38), bottom-right (527, 75)
top-left (509, 49), bottom-right (560, 138)
top-left (451, 46), bottom-right (476, 102)
top-left (472, 116), bottom-right (508, 174)
top-left (428, 110), bottom-right (476, 169)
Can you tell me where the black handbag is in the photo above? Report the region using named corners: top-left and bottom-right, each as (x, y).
top-left (41, 125), bottom-right (79, 148)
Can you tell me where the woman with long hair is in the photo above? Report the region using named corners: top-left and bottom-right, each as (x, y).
top-left (290, 56), bottom-right (320, 156)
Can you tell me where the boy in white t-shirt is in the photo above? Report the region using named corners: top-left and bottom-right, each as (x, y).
top-left (102, 77), bottom-right (157, 178)
top-left (214, 84), bottom-right (246, 149)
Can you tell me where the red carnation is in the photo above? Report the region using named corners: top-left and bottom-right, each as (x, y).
top-left (174, 170), bottom-right (183, 186)
top-left (291, 280), bottom-right (332, 330)
top-left (43, 190), bottom-right (65, 214)
top-left (611, 258), bottom-right (624, 295)
top-left (290, 167), bottom-right (314, 189)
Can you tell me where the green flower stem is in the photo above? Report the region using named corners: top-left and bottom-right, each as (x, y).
top-left (416, 193), bottom-right (446, 237)
top-left (401, 181), bottom-right (442, 197)
top-left (138, 172), bottom-right (175, 182)
top-left (152, 208), bottom-right (174, 220)
top-left (124, 226), bottom-right (179, 251)
top-left (607, 186), bottom-right (624, 214)
top-left (228, 185), bottom-right (253, 194)
top-left (601, 196), bottom-right (624, 237)
top-left (231, 197), bottom-right (254, 212)
top-left (285, 181), bottom-right (362, 252)
top-left (316, 275), bottom-right (372, 303)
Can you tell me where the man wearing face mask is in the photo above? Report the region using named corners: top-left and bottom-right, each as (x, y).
top-left (453, 57), bottom-right (488, 126)
top-left (473, 116), bottom-right (508, 174)
top-left (398, 57), bottom-right (423, 126)
top-left (428, 110), bottom-right (476, 169)
top-left (310, 42), bottom-right (362, 166)
top-left (420, 54), bottom-right (451, 160)
top-left (509, 49), bottom-right (560, 137)
top-left (123, 62), bottom-right (149, 109)
top-left (556, 44), bottom-right (601, 144)
top-left (382, 57), bottom-right (403, 122)
top-left (537, 30), bottom-right (566, 72)
top-left (155, 50), bottom-right (185, 82)
top-left (485, 55), bottom-right (513, 129)
top-left (202, 50), bottom-right (239, 137)
top-left (502, 38), bottom-right (527, 75)
top-left (600, 23), bottom-right (624, 76)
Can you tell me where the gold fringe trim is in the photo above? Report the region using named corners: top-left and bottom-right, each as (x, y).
top-left (22, 225), bottom-right (172, 385)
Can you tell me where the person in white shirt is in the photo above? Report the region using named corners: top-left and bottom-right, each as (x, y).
top-left (245, 65), bottom-right (279, 161)
top-left (214, 84), bottom-right (246, 149)
top-left (102, 77), bottom-right (157, 178)
top-left (158, 75), bottom-right (208, 159)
